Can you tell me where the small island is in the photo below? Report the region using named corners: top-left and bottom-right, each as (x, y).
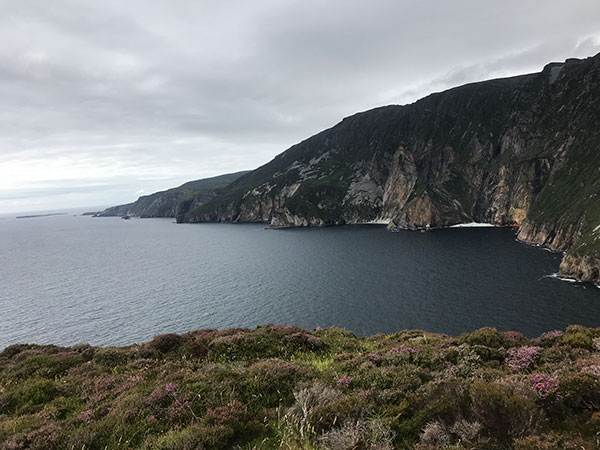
top-left (1, 325), bottom-right (598, 449)
top-left (15, 213), bottom-right (67, 219)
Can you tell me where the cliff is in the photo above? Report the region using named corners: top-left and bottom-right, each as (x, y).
top-left (97, 171), bottom-right (249, 219)
top-left (179, 54), bottom-right (600, 284)
top-left (1, 325), bottom-right (599, 449)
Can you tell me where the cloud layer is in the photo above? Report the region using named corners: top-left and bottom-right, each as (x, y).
top-left (1, 0), bottom-right (599, 212)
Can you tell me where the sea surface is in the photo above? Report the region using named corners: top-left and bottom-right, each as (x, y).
top-left (1, 212), bottom-right (599, 348)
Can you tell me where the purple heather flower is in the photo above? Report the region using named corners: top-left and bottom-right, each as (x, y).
top-left (77, 409), bottom-right (94, 424)
top-left (367, 352), bottom-right (383, 362)
top-left (505, 346), bottom-right (541, 371)
top-left (530, 373), bottom-right (561, 400)
top-left (540, 330), bottom-right (565, 341)
top-left (387, 345), bottom-right (418, 355)
top-left (357, 389), bottom-right (373, 399)
top-left (335, 375), bottom-right (353, 388)
top-left (503, 331), bottom-right (526, 343)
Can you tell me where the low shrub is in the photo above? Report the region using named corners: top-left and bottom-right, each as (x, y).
top-left (514, 435), bottom-right (558, 450)
top-left (320, 419), bottom-right (395, 450)
top-left (449, 418), bottom-right (481, 444)
top-left (8, 354), bottom-right (82, 379)
top-left (179, 338), bottom-right (209, 359)
top-left (419, 420), bottom-right (449, 448)
top-left (148, 333), bottom-right (185, 354)
top-left (447, 344), bottom-right (483, 377)
top-left (502, 331), bottom-right (529, 347)
top-left (563, 327), bottom-right (594, 349)
top-left (283, 332), bottom-right (325, 351)
top-left (0, 394), bottom-right (17, 415)
top-left (16, 378), bottom-right (57, 407)
top-left (93, 348), bottom-right (131, 367)
top-left (149, 423), bottom-right (233, 450)
top-left (559, 372), bottom-right (600, 410)
top-left (146, 382), bottom-right (192, 423)
top-left (505, 346), bottom-right (542, 371)
top-left (470, 380), bottom-right (542, 444)
top-left (1, 423), bottom-right (62, 450)
top-left (535, 330), bottom-right (565, 347)
top-left (245, 358), bottom-right (312, 406)
top-left (399, 378), bottom-right (470, 440)
top-left (285, 381), bottom-right (342, 436)
top-left (0, 344), bottom-right (36, 359)
top-left (208, 331), bottom-right (274, 360)
top-left (355, 365), bottom-right (428, 395)
top-left (461, 327), bottom-right (504, 348)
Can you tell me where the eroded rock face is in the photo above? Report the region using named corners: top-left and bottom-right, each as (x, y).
top-left (179, 54), bottom-right (600, 283)
top-left (559, 255), bottom-right (600, 283)
top-left (516, 222), bottom-right (577, 253)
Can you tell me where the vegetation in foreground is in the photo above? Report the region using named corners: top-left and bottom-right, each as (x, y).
top-left (1, 325), bottom-right (600, 449)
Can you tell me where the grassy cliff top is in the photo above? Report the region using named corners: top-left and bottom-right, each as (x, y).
top-left (99, 171), bottom-right (250, 218)
top-left (2, 325), bottom-right (600, 449)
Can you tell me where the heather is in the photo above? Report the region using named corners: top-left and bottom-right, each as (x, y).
top-left (1, 326), bottom-right (600, 449)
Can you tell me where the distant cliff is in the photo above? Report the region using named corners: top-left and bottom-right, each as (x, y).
top-left (177, 54), bottom-right (600, 284)
top-left (97, 171), bottom-right (249, 220)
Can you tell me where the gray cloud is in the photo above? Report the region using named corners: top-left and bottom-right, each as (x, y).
top-left (1, 0), bottom-right (599, 212)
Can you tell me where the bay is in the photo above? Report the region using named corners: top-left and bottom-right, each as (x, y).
top-left (1, 213), bottom-right (599, 348)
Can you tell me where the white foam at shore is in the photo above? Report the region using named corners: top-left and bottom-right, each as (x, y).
top-left (449, 222), bottom-right (495, 228)
top-left (544, 273), bottom-right (578, 283)
top-left (364, 219), bottom-right (391, 225)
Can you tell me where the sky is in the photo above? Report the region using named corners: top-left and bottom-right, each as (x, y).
top-left (1, 1), bottom-right (600, 213)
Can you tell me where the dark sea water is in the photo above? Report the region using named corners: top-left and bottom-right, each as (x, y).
top-left (1, 213), bottom-right (599, 348)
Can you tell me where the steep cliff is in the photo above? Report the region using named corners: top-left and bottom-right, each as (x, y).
top-left (97, 171), bottom-right (249, 219)
top-left (179, 54), bottom-right (600, 283)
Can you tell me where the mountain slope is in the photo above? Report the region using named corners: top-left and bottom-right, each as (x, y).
top-left (98, 171), bottom-right (250, 219)
top-left (179, 54), bottom-right (600, 283)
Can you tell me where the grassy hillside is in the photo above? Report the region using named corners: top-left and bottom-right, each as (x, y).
top-left (99, 171), bottom-right (250, 218)
top-left (2, 325), bottom-right (600, 449)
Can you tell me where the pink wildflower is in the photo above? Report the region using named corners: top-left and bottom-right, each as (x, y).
top-left (367, 352), bottom-right (383, 362)
top-left (77, 409), bottom-right (94, 424)
top-left (539, 330), bottom-right (565, 343)
top-left (505, 346), bottom-right (541, 371)
top-left (335, 375), bottom-right (353, 388)
top-left (530, 373), bottom-right (561, 400)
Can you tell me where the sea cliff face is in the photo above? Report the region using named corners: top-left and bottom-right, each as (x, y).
top-left (178, 55), bottom-right (600, 283)
top-left (559, 255), bottom-right (600, 283)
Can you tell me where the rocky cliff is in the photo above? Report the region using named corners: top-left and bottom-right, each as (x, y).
top-left (179, 54), bottom-right (600, 284)
top-left (97, 171), bottom-right (249, 219)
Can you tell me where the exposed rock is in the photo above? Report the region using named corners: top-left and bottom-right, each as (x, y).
top-left (516, 222), bottom-right (577, 253)
top-left (559, 254), bottom-right (600, 283)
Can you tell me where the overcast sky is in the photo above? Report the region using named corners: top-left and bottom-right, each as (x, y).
top-left (1, 0), bottom-right (599, 213)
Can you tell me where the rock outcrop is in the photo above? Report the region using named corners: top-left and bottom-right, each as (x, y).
top-left (177, 54), bottom-right (600, 284)
top-left (559, 255), bottom-right (600, 283)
